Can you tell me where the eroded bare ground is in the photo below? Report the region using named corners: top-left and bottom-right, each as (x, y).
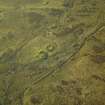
top-left (0, 0), bottom-right (105, 105)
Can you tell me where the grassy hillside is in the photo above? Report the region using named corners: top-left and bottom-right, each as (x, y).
top-left (0, 0), bottom-right (105, 105)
